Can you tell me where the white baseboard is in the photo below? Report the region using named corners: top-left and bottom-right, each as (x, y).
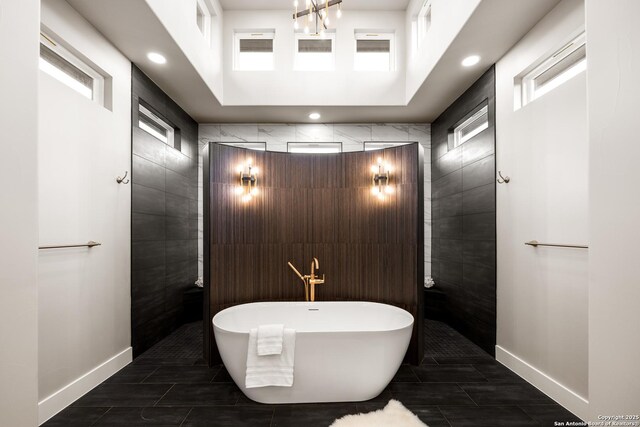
top-left (38, 347), bottom-right (132, 425)
top-left (495, 345), bottom-right (589, 420)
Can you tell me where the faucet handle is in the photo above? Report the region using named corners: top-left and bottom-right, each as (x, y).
top-left (311, 274), bottom-right (325, 285)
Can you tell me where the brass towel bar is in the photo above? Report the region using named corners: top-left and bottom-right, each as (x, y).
top-left (39, 241), bottom-right (102, 250)
top-left (525, 240), bottom-right (588, 249)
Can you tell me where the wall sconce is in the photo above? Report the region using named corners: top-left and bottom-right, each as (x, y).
top-left (236, 159), bottom-right (258, 202)
top-left (371, 157), bottom-right (392, 199)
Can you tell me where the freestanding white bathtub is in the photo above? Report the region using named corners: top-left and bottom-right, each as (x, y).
top-left (212, 301), bottom-right (414, 404)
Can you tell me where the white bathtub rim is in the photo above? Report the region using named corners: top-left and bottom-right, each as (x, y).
top-left (212, 300), bottom-right (414, 334)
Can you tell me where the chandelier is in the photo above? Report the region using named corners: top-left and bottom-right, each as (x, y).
top-left (293, 0), bottom-right (343, 35)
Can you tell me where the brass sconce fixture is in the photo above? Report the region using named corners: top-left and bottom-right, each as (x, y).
top-left (236, 159), bottom-right (258, 202)
top-left (371, 157), bottom-right (392, 199)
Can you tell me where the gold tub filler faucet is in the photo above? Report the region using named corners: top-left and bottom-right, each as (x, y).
top-left (287, 258), bottom-right (325, 302)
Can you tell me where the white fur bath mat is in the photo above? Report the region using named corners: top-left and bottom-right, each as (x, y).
top-left (330, 400), bottom-right (428, 427)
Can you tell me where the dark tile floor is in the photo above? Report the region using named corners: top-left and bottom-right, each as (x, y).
top-left (45, 320), bottom-right (583, 426)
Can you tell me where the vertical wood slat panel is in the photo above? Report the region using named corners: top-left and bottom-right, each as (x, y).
top-left (206, 143), bottom-right (423, 365)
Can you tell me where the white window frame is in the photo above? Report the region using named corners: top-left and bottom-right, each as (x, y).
top-left (288, 142), bottom-right (342, 154)
top-left (453, 105), bottom-right (489, 148)
top-left (39, 32), bottom-right (104, 105)
top-left (233, 30), bottom-right (275, 71)
top-left (520, 31), bottom-right (586, 107)
top-left (294, 32), bottom-right (336, 72)
top-left (354, 31), bottom-right (395, 72)
top-left (364, 142), bottom-right (411, 151)
top-left (416, 0), bottom-right (432, 47)
top-left (138, 104), bottom-right (176, 148)
top-left (196, 0), bottom-right (214, 45)
top-left (219, 142), bottom-right (266, 151)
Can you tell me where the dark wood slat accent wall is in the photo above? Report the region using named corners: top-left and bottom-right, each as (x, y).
top-left (204, 143), bottom-right (424, 365)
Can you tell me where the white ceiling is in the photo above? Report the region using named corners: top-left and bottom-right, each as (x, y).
top-left (67, 0), bottom-right (561, 123)
top-left (218, 0), bottom-right (411, 11)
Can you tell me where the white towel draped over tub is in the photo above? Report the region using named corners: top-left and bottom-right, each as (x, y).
top-left (246, 328), bottom-right (296, 388)
top-left (257, 324), bottom-right (285, 356)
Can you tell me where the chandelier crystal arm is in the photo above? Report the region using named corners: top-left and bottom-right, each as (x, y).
top-left (293, 0), bottom-right (342, 19)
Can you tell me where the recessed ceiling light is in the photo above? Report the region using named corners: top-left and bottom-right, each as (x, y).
top-left (147, 52), bottom-right (167, 64)
top-left (309, 112), bottom-right (321, 120)
top-left (461, 55), bottom-right (480, 67)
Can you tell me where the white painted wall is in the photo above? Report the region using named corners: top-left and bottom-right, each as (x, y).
top-left (495, 0), bottom-right (589, 418)
top-left (404, 0), bottom-right (481, 101)
top-left (0, 0), bottom-right (40, 425)
top-left (37, 1), bottom-right (132, 423)
top-left (586, 0), bottom-right (640, 418)
top-left (197, 123), bottom-right (432, 283)
top-left (146, 0), bottom-right (224, 101)
top-left (223, 10), bottom-right (406, 106)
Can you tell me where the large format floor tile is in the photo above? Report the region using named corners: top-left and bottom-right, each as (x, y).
top-left (42, 407), bottom-right (109, 426)
top-left (460, 383), bottom-right (555, 405)
top-left (156, 383), bottom-right (241, 406)
top-left (93, 407), bottom-right (191, 426)
top-left (412, 364), bottom-right (487, 383)
top-left (439, 406), bottom-right (539, 427)
top-left (183, 407), bottom-right (275, 427)
top-left (45, 320), bottom-right (583, 426)
top-left (271, 404), bottom-right (356, 427)
top-left (142, 365), bottom-right (220, 384)
top-left (72, 384), bottom-right (172, 407)
top-left (389, 383), bottom-right (476, 405)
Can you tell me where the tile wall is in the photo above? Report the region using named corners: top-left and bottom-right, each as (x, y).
top-left (131, 66), bottom-right (199, 356)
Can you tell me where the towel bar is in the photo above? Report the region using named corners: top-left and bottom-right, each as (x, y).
top-left (39, 241), bottom-right (102, 250)
top-left (525, 240), bottom-right (588, 249)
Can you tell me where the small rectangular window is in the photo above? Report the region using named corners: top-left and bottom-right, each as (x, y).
top-left (138, 103), bottom-right (177, 149)
top-left (355, 32), bottom-right (394, 71)
top-left (417, 0), bottom-right (432, 44)
top-left (453, 105), bottom-right (488, 148)
top-left (520, 32), bottom-right (586, 106)
top-left (196, 0), bottom-right (215, 45)
top-left (364, 142), bottom-right (412, 151)
top-left (294, 33), bottom-right (335, 71)
top-left (234, 31), bottom-right (275, 71)
top-left (197, 6), bottom-right (206, 34)
top-left (219, 142), bottom-right (266, 151)
top-left (288, 142), bottom-right (342, 153)
top-left (39, 32), bottom-right (104, 104)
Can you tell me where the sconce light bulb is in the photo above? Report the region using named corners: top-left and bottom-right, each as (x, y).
top-left (247, 158), bottom-right (253, 166)
top-left (377, 192), bottom-right (384, 199)
top-left (304, 25), bottom-right (310, 34)
top-left (293, 0), bottom-right (299, 7)
top-left (377, 157), bottom-right (383, 165)
top-left (337, 7), bottom-right (342, 18)
top-left (384, 164), bottom-right (391, 173)
top-left (371, 165), bottom-right (379, 174)
top-left (371, 186), bottom-right (379, 195)
top-left (252, 167), bottom-right (258, 175)
top-left (251, 187), bottom-right (258, 196)
top-left (294, 20), bottom-right (299, 29)
top-left (242, 194), bottom-right (251, 203)
top-left (325, 17), bottom-right (330, 25)
top-left (385, 185), bottom-right (393, 194)
top-left (235, 186), bottom-right (244, 195)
